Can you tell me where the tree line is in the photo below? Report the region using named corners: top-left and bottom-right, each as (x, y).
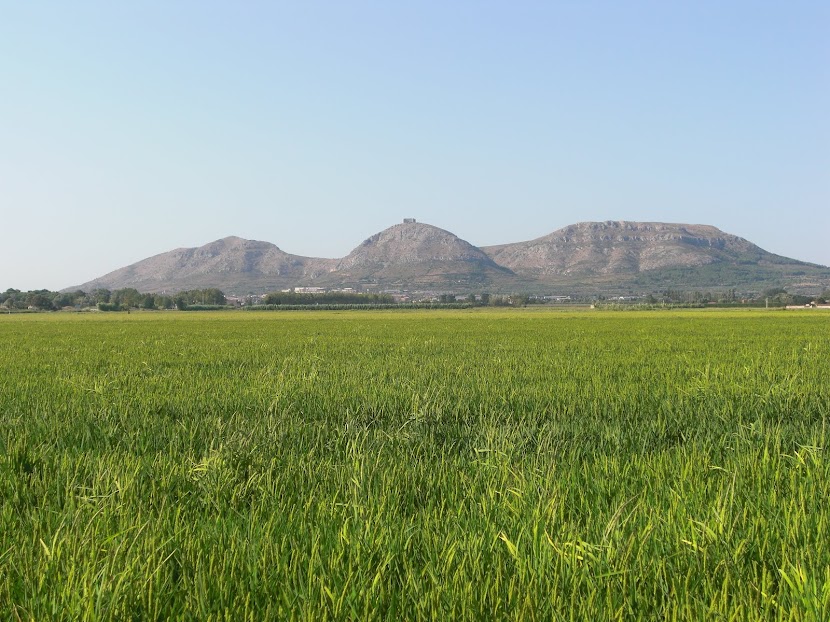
top-left (4, 286), bottom-right (828, 312)
top-left (1, 288), bottom-right (226, 311)
top-left (653, 287), bottom-right (828, 306)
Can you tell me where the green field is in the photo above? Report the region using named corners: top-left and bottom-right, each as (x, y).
top-left (1, 309), bottom-right (828, 620)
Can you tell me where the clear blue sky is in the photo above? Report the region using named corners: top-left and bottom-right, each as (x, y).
top-left (2, 1), bottom-right (828, 290)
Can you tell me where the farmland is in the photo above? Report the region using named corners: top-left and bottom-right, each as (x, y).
top-left (1, 309), bottom-right (828, 620)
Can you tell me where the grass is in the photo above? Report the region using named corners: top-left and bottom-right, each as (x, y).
top-left (1, 308), bottom-right (829, 620)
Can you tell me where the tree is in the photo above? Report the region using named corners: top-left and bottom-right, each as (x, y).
top-left (203, 289), bottom-right (226, 305)
top-left (154, 295), bottom-right (174, 309)
top-left (92, 289), bottom-right (111, 304)
top-left (27, 293), bottom-right (54, 310)
top-left (112, 288), bottom-right (142, 309)
top-left (1, 288), bottom-right (20, 306)
top-left (52, 292), bottom-right (73, 308)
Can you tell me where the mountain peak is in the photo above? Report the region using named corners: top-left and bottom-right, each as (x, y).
top-left (339, 221), bottom-right (498, 268)
top-left (314, 220), bottom-right (513, 288)
top-left (199, 236), bottom-right (284, 254)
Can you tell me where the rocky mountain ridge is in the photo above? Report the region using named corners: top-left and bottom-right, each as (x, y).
top-left (67, 220), bottom-right (830, 294)
top-left (481, 222), bottom-right (764, 275)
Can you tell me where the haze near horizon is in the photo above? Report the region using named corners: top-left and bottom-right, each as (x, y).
top-left (2, 1), bottom-right (828, 291)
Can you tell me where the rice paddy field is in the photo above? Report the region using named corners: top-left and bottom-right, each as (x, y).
top-left (1, 308), bottom-right (829, 620)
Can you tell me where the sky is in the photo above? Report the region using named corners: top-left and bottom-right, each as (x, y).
top-left (1, 1), bottom-right (828, 291)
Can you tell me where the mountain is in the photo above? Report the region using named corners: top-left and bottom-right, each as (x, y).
top-left (66, 221), bottom-right (830, 295)
top-left (317, 221), bottom-right (515, 289)
top-left (482, 221), bottom-right (829, 291)
top-left (71, 236), bottom-right (336, 293)
top-left (482, 222), bottom-right (757, 275)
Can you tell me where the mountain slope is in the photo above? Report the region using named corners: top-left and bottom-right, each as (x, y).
top-left (317, 221), bottom-right (514, 288)
top-left (71, 236), bottom-right (336, 293)
top-left (482, 222), bottom-right (766, 275)
top-left (482, 221), bottom-right (827, 291)
top-left (483, 221), bottom-right (830, 291)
